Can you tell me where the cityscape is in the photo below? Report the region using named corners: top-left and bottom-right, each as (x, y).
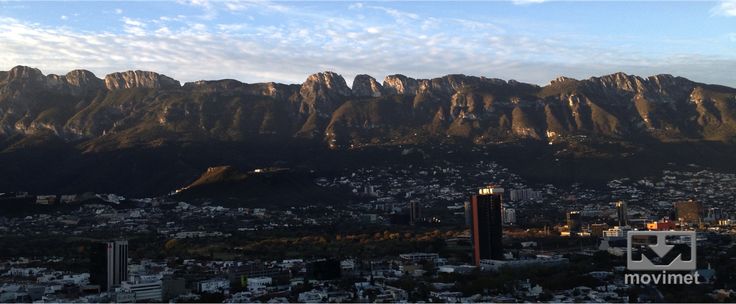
top-left (2, 0), bottom-right (736, 303)
top-left (1, 155), bottom-right (735, 302)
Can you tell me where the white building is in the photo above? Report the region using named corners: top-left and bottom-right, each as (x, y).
top-left (247, 277), bottom-right (272, 295)
top-left (197, 278), bottom-right (230, 293)
top-left (340, 259), bottom-right (356, 272)
top-left (602, 226), bottom-right (632, 238)
top-left (117, 279), bottom-right (162, 302)
top-left (503, 208), bottom-right (516, 225)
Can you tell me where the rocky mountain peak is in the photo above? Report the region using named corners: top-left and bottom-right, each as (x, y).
top-left (299, 71), bottom-right (351, 114)
top-left (104, 70), bottom-right (181, 90)
top-left (383, 74), bottom-right (419, 95)
top-left (58, 70), bottom-right (105, 95)
top-left (646, 74), bottom-right (693, 93)
top-left (352, 74), bottom-right (383, 98)
top-left (551, 76), bottom-right (577, 85)
top-left (592, 72), bottom-right (646, 93)
top-left (64, 70), bottom-right (102, 87)
top-left (6, 66), bottom-right (45, 83)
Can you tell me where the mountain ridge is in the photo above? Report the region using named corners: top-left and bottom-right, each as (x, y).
top-left (2, 65), bottom-right (736, 196)
top-left (1, 65), bottom-right (736, 152)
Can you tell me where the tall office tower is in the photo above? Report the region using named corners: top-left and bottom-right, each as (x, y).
top-left (409, 200), bottom-right (421, 225)
top-left (675, 200), bottom-right (703, 224)
top-left (566, 211), bottom-right (582, 235)
top-left (615, 201), bottom-right (628, 227)
top-left (90, 240), bottom-right (129, 291)
top-left (470, 186), bottom-right (504, 265)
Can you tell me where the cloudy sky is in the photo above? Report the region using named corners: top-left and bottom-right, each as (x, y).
top-left (1, 0), bottom-right (735, 87)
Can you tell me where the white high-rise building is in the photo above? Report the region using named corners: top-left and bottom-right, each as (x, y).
top-left (503, 208), bottom-right (516, 225)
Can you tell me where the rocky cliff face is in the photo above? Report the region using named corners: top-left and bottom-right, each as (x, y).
top-left (352, 74), bottom-right (383, 98)
top-left (383, 74), bottom-right (419, 95)
top-left (1, 65), bottom-right (735, 151)
top-left (104, 70), bottom-right (181, 90)
top-left (298, 71), bottom-right (351, 115)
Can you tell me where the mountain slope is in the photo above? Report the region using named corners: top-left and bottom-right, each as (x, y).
top-left (2, 66), bottom-right (735, 151)
top-left (2, 66), bottom-right (736, 195)
top-left (173, 166), bottom-right (350, 207)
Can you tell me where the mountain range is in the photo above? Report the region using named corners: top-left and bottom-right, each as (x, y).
top-left (2, 65), bottom-right (736, 151)
top-left (1, 65), bottom-right (736, 196)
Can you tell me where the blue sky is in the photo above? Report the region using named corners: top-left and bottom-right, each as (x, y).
top-left (1, 0), bottom-right (735, 87)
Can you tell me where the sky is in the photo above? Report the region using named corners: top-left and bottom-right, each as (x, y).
top-left (1, 0), bottom-right (735, 87)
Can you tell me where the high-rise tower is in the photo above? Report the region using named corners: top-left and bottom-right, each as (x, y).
top-left (616, 201), bottom-right (628, 227)
top-left (470, 186), bottom-right (504, 265)
top-left (90, 240), bottom-right (128, 291)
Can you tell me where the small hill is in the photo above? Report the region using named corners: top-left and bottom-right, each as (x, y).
top-left (173, 166), bottom-right (349, 207)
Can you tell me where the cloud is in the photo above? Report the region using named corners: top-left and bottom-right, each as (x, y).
top-left (365, 26), bottom-right (380, 34)
top-left (352, 4), bottom-right (420, 24)
top-left (217, 23), bottom-right (248, 33)
top-left (121, 17), bottom-right (146, 36)
top-left (60, 15), bottom-right (68, 21)
top-left (0, 4), bottom-right (735, 88)
top-left (712, 0), bottom-right (736, 16)
top-left (114, 8), bottom-right (123, 15)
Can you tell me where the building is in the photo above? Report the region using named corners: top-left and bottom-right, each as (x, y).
top-left (59, 194), bottom-right (78, 204)
top-left (567, 211), bottom-right (582, 235)
top-left (409, 200), bottom-right (421, 225)
top-left (90, 240), bottom-right (128, 291)
top-left (479, 255), bottom-right (569, 271)
top-left (615, 201), bottom-right (628, 227)
top-left (161, 277), bottom-right (186, 302)
top-left (590, 223), bottom-right (609, 237)
top-left (399, 253), bottom-right (440, 264)
top-left (705, 207), bottom-right (725, 223)
top-left (246, 277), bottom-right (272, 295)
top-left (35, 195), bottom-right (57, 205)
top-left (509, 188), bottom-right (542, 202)
top-left (503, 208), bottom-right (516, 225)
top-left (470, 186), bottom-right (504, 265)
top-left (117, 278), bottom-right (162, 302)
top-left (675, 200), bottom-right (703, 224)
top-left (197, 278), bottom-right (230, 293)
top-left (602, 226), bottom-right (631, 238)
top-left (647, 220), bottom-right (675, 231)
top-left (464, 201), bottom-right (472, 227)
